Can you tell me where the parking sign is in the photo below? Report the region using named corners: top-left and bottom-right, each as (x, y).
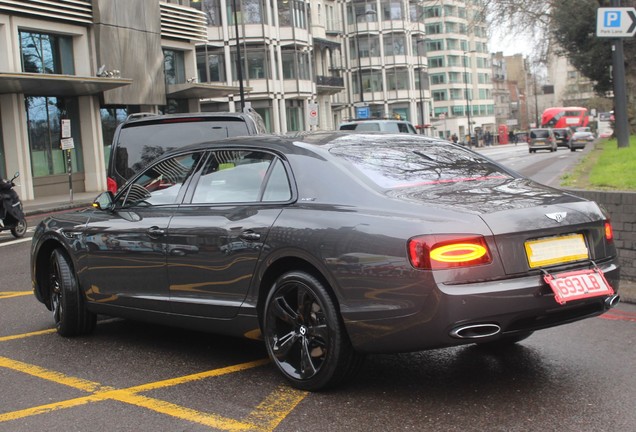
top-left (597, 7), bottom-right (636, 37)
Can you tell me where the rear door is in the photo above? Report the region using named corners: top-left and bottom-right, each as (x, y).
top-left (166, 148), bottom-right (293, 318)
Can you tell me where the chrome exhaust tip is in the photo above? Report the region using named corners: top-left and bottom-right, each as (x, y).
top-left (450, 323), bottom-right (501, 339)
top-left (605, 294), bottom-right (620, 309)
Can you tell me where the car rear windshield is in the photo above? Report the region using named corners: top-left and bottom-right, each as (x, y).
top-left (114, 118), bottom-right (250, 177)
top-left (327, 136), bottom-right (511, 189)
top-left (339, 123), bottom-right (381, 131)
top-left (530, 129), bottom-right (550, 138)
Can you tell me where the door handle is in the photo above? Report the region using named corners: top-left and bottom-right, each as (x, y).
top-left (147, 226), bottom-right (166, 237)
top-left (240, 230), bottom-right (261, 241)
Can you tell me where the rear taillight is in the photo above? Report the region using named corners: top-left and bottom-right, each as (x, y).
top-left (408, 234), bottom-right (492, 270)
top-left (107, 177), bottom-right (118, 194)
top-left (604, 220), bottom-right (614, 243)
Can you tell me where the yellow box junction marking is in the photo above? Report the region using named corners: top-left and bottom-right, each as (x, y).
top-left (0, 313), bottom-right (307, 431)
top-left (0, 354), bottom-right (306, 431)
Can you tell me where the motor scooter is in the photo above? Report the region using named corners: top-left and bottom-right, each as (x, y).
top-left (0, 172), bottom-right (27, 238)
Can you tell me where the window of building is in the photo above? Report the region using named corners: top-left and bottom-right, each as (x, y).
top-left (286, 100), bottom-right (304, 132)
top-left (26, 96), bottom-right (82, 177)
top-left (426, 23), bottom-right (442, 34)
top-left (450, 89), bottom-right (463, 100)
top-left (446, 38), bottom-right (459, 50)
top-left (382, 1), bottom-right (403, 20)
top-left (352, 70), bottom-right (383, 94)
top-left (415, 69), bottom-right (428, 91)
top-left (193, 0), bottom-right (222, 25)
top-left (445, 22), bottom-right (458, 33)
top-left (163, 49), bottom-right (186, 85)
top-left (246, 46), bottom-right (269, 79)
top-left (386, 68), bottom-right (409, 90)
top-left (452, 105), bottom-right (465, 116)
top-left (409, 3), bottom-right (424, 23)
top-left (430, 73), bottom-right (445, 85)
top-left (448, 72), bottom-right (461, 83)
top-left (20, 30), bottom-right (74, 74)
top-left (279, 0), bottom-right (307, 28)
top-left (228, 0), bottom-right (266, 25)
top-left (432, 90), bottom-right (447, 101)
top-left (353, 34), bottom-right (380, 58)
top-left (434, 107), bottom-right (450, 117)
top-left (428, 57), bottom-right (444, 68)
top-left (383, 33), bottom-right (406, 56)
top-left (426, 40), bottom-right (443, 52)
top-left (424, 6), bottom-right (441, 18)
top-left (447, 55), bottom-right (461, 67)
top-left (197, 50), bottom-right (226, 83)
top-left (281, 49), bottom-right (310, 80)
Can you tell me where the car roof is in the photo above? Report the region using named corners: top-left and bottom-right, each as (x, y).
top-left (159, 131), bottom-right (447, 158)
top-left (121, 111), bottom-right (256, 126)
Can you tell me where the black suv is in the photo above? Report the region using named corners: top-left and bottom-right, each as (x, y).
top-left (552, 128), bottom-right (572, 148)
top-left (107, 108), bottom-right (266, 192)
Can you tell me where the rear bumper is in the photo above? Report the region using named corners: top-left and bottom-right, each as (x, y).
top-left (343, 259), bottom-right (620, 353)
top-left (570, 141), bottom-right (588, 149)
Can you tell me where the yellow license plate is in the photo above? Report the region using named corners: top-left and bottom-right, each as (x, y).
top-left (525, 234), bottom-right (589, 268)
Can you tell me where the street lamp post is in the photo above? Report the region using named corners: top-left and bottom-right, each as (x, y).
top-left (463, 50), bottom-right (475, 144)
top-left (416, 37), bottom-right (426, 134)
top-left (232, 0), bottom-right (245, 111)
top-left (353, 9), bottom-right (376, 104)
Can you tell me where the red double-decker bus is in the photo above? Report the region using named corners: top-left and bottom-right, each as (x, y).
top-left (541, 107), bottom-right (589, 129)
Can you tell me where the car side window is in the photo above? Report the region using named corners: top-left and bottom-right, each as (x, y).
top-left (117, 152), bottom-right (201, 208)
top-left (191, 150), bottom-right (289, 204)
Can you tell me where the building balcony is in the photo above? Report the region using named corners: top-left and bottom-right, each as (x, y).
top-left (315, 75), bottom-right (345, 95)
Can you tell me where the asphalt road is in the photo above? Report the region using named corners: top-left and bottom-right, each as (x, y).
top-left (2, 154), bottom-right (635, 431)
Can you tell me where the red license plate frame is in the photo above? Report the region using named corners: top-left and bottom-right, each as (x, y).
top-left (543, 268), bottom-right (614, 305)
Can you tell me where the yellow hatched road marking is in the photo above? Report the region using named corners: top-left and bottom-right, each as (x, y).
top-left (0, 328), bottom-right (56, 342)
top-left (0, 355), bottom-right (307, 431)
top-left (0, 291), bottom-right (32, 299)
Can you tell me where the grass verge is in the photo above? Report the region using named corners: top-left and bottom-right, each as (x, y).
top-left (560, 136), bottom-right (636, 191)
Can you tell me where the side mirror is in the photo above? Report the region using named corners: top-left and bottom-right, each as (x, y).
top-left (92, 191), bottom-right (114, 211)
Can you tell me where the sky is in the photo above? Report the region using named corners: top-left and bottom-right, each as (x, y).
top-left (489, 28), bottom-right (534, 56)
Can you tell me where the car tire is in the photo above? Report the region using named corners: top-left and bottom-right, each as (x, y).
top-left (570, 147), bottom-right (576, 152)
top-left (10, 218), bottom-right (27, 238)
top-left (49, 249), bottom-right (96, 337)
top-left (263, 270), bottom-right (364, 391)
top-left (475, 331), bottom-right (534, 349)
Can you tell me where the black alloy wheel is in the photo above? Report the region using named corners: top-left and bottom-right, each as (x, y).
top-left (263, 271), bottom-right (363, 391)
top-left (10, 218), bottom-right (27, 238)
top-left (49, 249), bottom-right (96, 337)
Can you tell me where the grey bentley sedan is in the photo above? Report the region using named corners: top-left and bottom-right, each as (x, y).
top-left (31, 132), bottom-right (620, 391)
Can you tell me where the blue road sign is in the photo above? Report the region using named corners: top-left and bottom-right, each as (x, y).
top-left (597, 7), bottom-right (636, 37)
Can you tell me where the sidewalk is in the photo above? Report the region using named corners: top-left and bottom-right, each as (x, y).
top-left (21, 190), bottom-right (636, 305)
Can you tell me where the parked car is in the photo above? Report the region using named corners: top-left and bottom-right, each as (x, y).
top-left (569, 130), bottom-right (594, 151)
top-left (106, 108), bottom-right (266, 193)
top-left (338, 119), bottom-right (418, 134)
top-left (31, 132), bottom-right (620, 391)
top-left (528, 128), bottom-right (557, 153)
top-left (553, 128), bottom-right (572, 148)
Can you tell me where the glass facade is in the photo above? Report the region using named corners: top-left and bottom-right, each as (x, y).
top-left (19, 31), bottom-right (74, 75)
top-left (163, 49), bottom-right (186, 85)
top-left (26, 96), bottom-right (83, 177)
